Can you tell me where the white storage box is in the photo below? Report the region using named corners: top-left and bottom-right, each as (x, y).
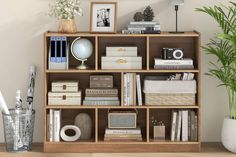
top-left (143, 80), bottom-right (196, 106)
top-left (101, 57), bottom-right (142, 69)
top-left (106, 47), bottom-right (138, 57)
top-left (48, 91), bottom-right (81, 105)
top-left (51, 81), bottom-right (78, 92)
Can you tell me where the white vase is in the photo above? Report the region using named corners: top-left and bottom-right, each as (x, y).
top-left (221, 117), bottom-right (236, 153)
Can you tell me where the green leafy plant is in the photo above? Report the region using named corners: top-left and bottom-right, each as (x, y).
top-left (49, 0), bottom-right (82, 20)
top-left (196, 2), bottom-right (236, 119)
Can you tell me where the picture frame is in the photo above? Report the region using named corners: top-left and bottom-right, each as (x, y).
top-left (90, 2), bottom-right (117, 33)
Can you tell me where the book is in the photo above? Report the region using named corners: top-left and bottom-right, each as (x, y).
top-left (86, 94), bottom-right (118, 97)
top-left (104, 137), bottom-right (142, 142)
top-left (49, 109), bottom-right (54, 142)
top-left (141, 30), bottom-right (161, 34)
top-left (105, 127), bottom-right (141, 135)
top-left (136, 74), bottom-right (142, 106)
top-left (171, 110), bottom-right (177, 141)
top-left (154, 58), bottom-right (194, 65)
top-left (190, 110), bottom-right (196, 141)
top-left (129, 21), bottom-right (160, 25)
top-left (53, 110), bottom-right (61, 142)
top-left (182, 110), bottom-right (189, 141)
top-left (124, 73), bottom-right (127, 105)
top-left (83, 100), bottom-right (120, 106)
top-left (85, 88), bottom-right (118, 95)
top-left (84, 97), bottom-right (119, 101)
top-left (127, 24), bottom-right (161, 29)
top-left (176, 110), bottom-right (182, 141)
top-left (104, 134), bottom-right (142, 138)
top-left (194, 115), bottom-right (198, 141)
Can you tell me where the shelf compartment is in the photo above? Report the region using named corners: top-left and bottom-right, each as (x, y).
top-left (149, 109), bottom-right (199, 142)
top-left (149, 36), bottom-right (199, 70)
top-left (98, 108), bottom-right (147, 142)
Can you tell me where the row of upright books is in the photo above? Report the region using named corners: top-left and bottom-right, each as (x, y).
top-left (122, 21), bottom-right (161, 34)
top-left (171, 109), bottom-right (197, 142)
top-left (123, 73), bottom-right (142, 106)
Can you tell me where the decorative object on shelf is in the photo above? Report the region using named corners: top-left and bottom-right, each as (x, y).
top-left (60, 125), bottom-right (81, 142)
top-left (143, 77), bottom-right (196, 105)
top-left (74, 113), bottom-right (92, 140)
top-left (90, 2), bottom-right (117, 33)
top-left (169, 0), bottom-right (184, 33)
top-left (48, 36), bottom-right (69, 70)
top-left (108, 110), bottom-right (137, 128)
top-left (122, 21), bottom-right (161, 34)
top-left (102, 46), bottom-right (142, 70)
top-left (90, 75), bottom-right (113, 88)
top-left (49, 0), bottom-right (83, 33)
top-left (71, 37), bottom-right (93, 70)
top-left (133, 12), bottom-right (144, 22)
top-left (143, 6), bottom-right (154, 21)
top-left (197, 2), bottom-right (236, 153)
top-left (162, 48), bottom-right (184, 60)
top-left (52, 81), bottom-right (79, 92)
top-left (153, 120), bottom-right (165, 141)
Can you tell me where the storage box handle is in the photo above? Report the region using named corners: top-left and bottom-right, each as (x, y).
top-left (116, 59), bottom-right (127, 64)
top-left (62, 95), bottom-right (66, 100)
top-left (63, 85), bottom-right (67, 90)
top-left (118, 48), bottom-right (126, 52)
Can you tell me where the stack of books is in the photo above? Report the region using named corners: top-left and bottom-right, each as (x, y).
top-left (123, 73), bottom-right (143, 106)
top-left (83, 88), bottom-right (120, 106)
top-left (122, 21), bottom-right (161, 34)
top-left (154, 58), bottom-right (194, 70)
top-left (104, 127), bottom-right (142, 141)
top-left (171, 109), bottom-right (197, 142)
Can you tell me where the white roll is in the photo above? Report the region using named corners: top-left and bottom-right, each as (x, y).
top-left (60, 125), bottom-right (81, 142)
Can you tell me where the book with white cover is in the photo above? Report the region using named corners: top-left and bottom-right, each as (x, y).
top-left (105, 127), bottom-right (141, 135)
top-left (124, 74), bottom-right (127, 106)
top-left (171, 111), bottom-right (177, 141)
top-left (130, 21), bottom-right (160, 25)
top-left (49, 109), bottom-right (54, 142)
top-left (182, 110), bottom-right (189, 141)
top-left (176, 110), bottom-right (182, 141)
top-left (53, 110), bottom-right (61, 142)
top-left (136, 74), bottom-right (143, 106)
top-left (154, 58), bottom-right (193, 65)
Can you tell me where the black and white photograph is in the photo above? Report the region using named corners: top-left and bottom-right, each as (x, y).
top-left (97, 8), bottom-right (110, 27)
top-left (90, 2), bottom-right (117, 33)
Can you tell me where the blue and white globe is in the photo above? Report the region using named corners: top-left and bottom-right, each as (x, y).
top-left (71, 38), bottom-right (93, 60)
top-left (71, 37), bottom-right (93, 69)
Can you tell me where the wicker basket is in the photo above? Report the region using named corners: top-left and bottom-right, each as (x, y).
top-left (145, 93), bottom-right (195, 106)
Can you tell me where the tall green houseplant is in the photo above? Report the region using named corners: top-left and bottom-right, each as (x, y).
top-left (196, 2), bottom-right (236, 119)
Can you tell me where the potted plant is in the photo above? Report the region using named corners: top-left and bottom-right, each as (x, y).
top-left (196, 2), bottom-right (236, 153)
top-left (49, 0), bottom-right (83, 33)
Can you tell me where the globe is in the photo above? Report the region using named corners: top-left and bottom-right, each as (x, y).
top-left (71, 37), bottom-right (93, 69)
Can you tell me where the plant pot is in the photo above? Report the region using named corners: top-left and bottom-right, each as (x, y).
top-left (221, 117), bottom-right (236, 153)
top-left (58, 19), bottom-right (77, 33)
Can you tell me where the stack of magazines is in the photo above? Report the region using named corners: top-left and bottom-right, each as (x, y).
top-left (122, 21), bottom-right (161, 34)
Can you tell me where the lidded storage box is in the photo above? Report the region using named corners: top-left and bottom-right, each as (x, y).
top-left (106, 47), bottom-right (138, 57)
top-left (48, 91), bottom-right (81, 105)
top-left (52, 81), bottom-right (78, 92)
top-left (143, 80), bottom-right (196, 105)
top-left (101, 57), bottom-right (142, 69)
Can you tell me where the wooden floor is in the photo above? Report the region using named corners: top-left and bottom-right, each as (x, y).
top-left (0, 143), bottom-right (234, 157)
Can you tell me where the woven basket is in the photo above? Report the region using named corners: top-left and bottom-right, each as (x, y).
top-left (145, 93), bottom-right (195, 105)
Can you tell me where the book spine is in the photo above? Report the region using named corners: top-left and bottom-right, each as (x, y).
top-left (124, 74), bottom-right (127, 106)
top-left (127, 73), bottom-right (130, 106)
top-left (154, 59), bottom-right (193, 65)
top-left (136, 74), bottom-right (142, 106)
top-left (83, 100), bottom-right (120, 106)
top-left (182, 110), bottom-right (188, 141)
top-left (171, 111), bottom-right (177, 141)
top-left (130, 21), bottom-right (159, 25)
top-left (49, 109), bottom-right (54, 142)
top-left (84, 97), bottom-right (118, 101)
top-left (86, 89), bottom-right (118, 95)
top-left (194, 115), bottom-right (198, 141)
top-left (53, 110), bottom-right (61, 142)
top-left (133, 73), bottom-right (136, 106)
top-left (190, 110), bottom-right (196, 141)
top-left (105, 130), bottom-right (141, 135)
top-left (177, 110), bottom-right (182, 141)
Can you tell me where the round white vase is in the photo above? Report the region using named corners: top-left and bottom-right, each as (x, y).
top-left (221, 117), bottom-right (236, 153)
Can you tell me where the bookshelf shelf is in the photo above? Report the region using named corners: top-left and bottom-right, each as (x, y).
top-left (44, 31), bottom-right (201, 152)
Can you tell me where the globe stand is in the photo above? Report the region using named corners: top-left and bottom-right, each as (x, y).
top-left (77, 59), bottom-right (88, 70)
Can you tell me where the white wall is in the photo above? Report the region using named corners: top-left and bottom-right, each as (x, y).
top-left (0, 0), bottom-right (230, 142)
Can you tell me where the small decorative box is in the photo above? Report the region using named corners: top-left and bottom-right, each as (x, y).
top-left (90, 75), bottom-right (113, 88)
top-left (48, 91), bottom-right (81, 105)
top-left (106, 47), bottom-right (138, 57)
top-left (51, 81), bottom-right (79, 92)
top-left (101, 57), bottom-right (142, 69)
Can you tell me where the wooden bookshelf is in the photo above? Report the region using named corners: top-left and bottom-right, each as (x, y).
top-left (44, 31), bottom-right (201, 152)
